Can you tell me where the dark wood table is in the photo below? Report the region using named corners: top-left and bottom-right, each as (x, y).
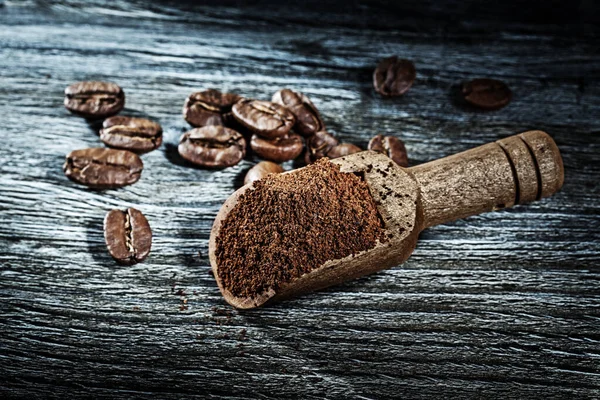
top-left (1, 1), bottom-right (599, 398)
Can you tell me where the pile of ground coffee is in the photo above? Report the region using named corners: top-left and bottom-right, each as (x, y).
top-left (215, 158), bottom-right (386, 298)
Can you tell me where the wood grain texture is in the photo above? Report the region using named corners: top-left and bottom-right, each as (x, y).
top-left (1, 0), bottom-right (599, 398)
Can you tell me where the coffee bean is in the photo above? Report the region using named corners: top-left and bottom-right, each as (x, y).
top-left (244, 161), bottom-right (285, 185)
top-left (327, 143), bottom-right (362, 159)
top-left (64, 81), bottom-right (125, 119)
top-left (373, 56), bottom-right (416, 97)
top-left (272, 89), bottom-right (324, 137)
top-left (368, 135), bottom-right (408, 167)
top-left (100, 116), bottom-right (163, 153)
top-left (183, 89), bottom-right (242, 127)
top-left (250, 133), bottom-right (303, 162)
top-left (232, 100), bottom-right (295, 139)
top-left (104, 208), bottom-right (152, 265)
top-left (63, 148), bottom-right (143, 189)
top-left (304, 130), bottom-right (339, 164)
top-left (461, 78), bottom-right (511, 110)
top-left (178, 126), bottom-right (246, 168)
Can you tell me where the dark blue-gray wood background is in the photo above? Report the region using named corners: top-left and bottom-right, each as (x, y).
top-left (1, 1), bottom-right (599, 398)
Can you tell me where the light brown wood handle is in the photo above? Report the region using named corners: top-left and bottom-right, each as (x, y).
top-left (409, 130), bottom-right (564, 229)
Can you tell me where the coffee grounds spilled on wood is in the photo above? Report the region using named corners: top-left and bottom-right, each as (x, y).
top-left (215, 158), bottom-right (386, 298)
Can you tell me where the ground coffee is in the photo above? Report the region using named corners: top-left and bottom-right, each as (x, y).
top-left (215, 158), bottom-right (386, 298)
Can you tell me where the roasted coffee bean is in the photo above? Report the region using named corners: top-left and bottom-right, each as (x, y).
top-left (462, 78), bottom-right (511, 110)
top-left (100, 116), bottom-right (162, 153)
top-left (272, 89), bottom-right (324, 137)
top-left (183, 89), bottom-right (242, 127)
top-left (250, 133), bottom-right (303, 162)
top-left (64, 81), bottom-right (125, 118)
top-left (368, 135), bottom-right (408, 167)
top-left (327, 143), bottom-right (362, 159)
top-left (304, 130), bottom-right (339, 164)
top-left (244, 161), bottom-right (285, 185)
top-left (373, 56), bottom-right (416, 97)
top-left (63, 148), bottom-right (143, 189)
top-left (232, 100), bottom-right (295, 139)
top-left (104, 208), bottom-right (152, 265)
top-left (178, 126), bottom-right (246, 168)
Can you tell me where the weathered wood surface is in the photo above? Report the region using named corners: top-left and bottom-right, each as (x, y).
top-left (1, 1), bottom-right (599, 398)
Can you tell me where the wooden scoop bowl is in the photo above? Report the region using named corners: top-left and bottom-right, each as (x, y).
top-left (209, 130), bottom-right (564, 309)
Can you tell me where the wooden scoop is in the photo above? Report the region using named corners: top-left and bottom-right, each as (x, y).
top-left (209, 130), bottom-right (564, 309)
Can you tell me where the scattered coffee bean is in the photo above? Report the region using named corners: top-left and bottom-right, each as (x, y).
top-left (63, 148), bottom-right (143, 189)
top-left (272, 89), bottom-right (324, 136)
top-left (373, 56), bottom-right (416, 97)
top-left (232, 100), bottom-right (295, 139)
top-left (64, 81), bottom-right (125, 119)
top-left (250, 133), bottom-right (303, 162)
top-left (100, 116), bottom-right (163, 153)
top-left (178, 125), bottom-right (246, 168)
top-left (104, 208), bottom-right (152, 265)
top-left (461, 78), bottom-right (512, 110)
top-left (244, 161), bottom-right (284, 185)
top-left (327, 143), bottom-right (362, 159)
top-left (368, 135), bottom-right (408, 167)
top-left (183, 89), bottom-right (242, 127)
top-left (304, 130), bottom-right (339, 164)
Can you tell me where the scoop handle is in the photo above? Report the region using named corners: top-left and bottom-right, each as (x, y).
top-left (408, 130), bottom-right (564, 229)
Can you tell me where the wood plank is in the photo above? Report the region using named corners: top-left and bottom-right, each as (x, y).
top-left (1, 1), bottom-right (599, 398)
